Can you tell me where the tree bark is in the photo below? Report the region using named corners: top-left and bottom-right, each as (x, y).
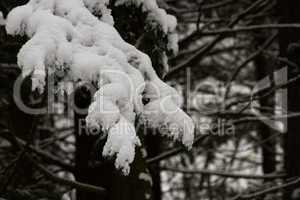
top-left (278, 0), bottom-right (300, 198)
top-left (254, 40), bottom-right (276, 175)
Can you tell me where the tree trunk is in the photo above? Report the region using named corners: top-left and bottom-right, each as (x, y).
top-left (145, 133), bottom-right (162, 200)
top-left (254, 41), bottom-right (276, 175)
top-left (278, 0), bottom-right (300, 198)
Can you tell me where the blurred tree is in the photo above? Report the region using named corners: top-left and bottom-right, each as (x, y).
top-left (278, 0), bottom-right (300, 199)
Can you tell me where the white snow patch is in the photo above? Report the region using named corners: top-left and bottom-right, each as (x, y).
top-left (0, 11), bottom-right (5, 26)
top-left (145, 193), bottom-right (151, 199)
top-left (139, 172), bottom-right (153, 186)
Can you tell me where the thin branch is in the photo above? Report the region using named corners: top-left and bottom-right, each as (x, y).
top-left (166, 0), bottom-right (268, 79)
top-left (224, 33), bottom-right (277, 99)
top-left (147, 135), bottom-right (207, 164)
top-left (1, 131), bottom-right (75, 172)
top-left (200, 23), bottom-right (300, 36)
top-left (232, 112), bottom-right (300, 125)
top-left (29, 157), bottom-right (107, 196)
top-left (226, 71), bottom-right (300, 109)
top-left (164, 0), bottom-right (234, 15)
top-left (4, 130), bottom-right (107, 196)
top-left (170, 44), bottom-right (247, 63)
top-left (231, 177), bottom-right (300, 199)
top-left (161, 167), bottom-right (286, 180)
top-left (178, 0), bottom-right (268, 47)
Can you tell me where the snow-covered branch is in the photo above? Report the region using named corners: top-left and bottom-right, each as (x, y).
top-left (5, 0), bottom-right (194, 175)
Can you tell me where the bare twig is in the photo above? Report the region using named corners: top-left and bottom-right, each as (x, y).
top-left (3, 130), bottom-right (107, 196)
top-left (161, 166), bottom-right (286, 180)
top-left (224, 33), bottom-right (277, 100)
top-left (166, 0), bottom-right (268, 79)
top-left (231, 177), bottom-right (300, 199)
top-left (0, 132), bottom-right (75, 172)
top-left (147, 135), bottom-right (207, 164)
top-left (200, 23), bottom-right (300, 36)
top-left (29, 157), bottom-right (107, 196)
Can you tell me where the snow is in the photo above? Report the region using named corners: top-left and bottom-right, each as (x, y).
top-left (103, 116), bottom-right (141, 175)
top-left (139, 172), bottom-right (153, 186)
top-left (145, 193), bottom-right (151, 199)
top-left (5, 5), bottom-right (33, 35)
top-left (167, 33), bottom-right (179, 55)
top-left (115, 0), bottom-right (178, 33)
top-left (6, 0), bottom-right (194, 175)
top-left (114, 0), bottom-right (178, 53)
top-left (83, 0), bottom-right (114, 25)
top-left (0, 11), bottom-right (5, 26)
top-left (141, 148), bottom-right (147, 158)
top-left (141, 96), bottom-right (195, 148)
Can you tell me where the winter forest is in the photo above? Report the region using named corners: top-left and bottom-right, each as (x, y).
top-left (0, 0), bottom-right (300, 199)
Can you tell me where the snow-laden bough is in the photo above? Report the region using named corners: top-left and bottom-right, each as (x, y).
top-left (6, 0), bottom-right (194, 175)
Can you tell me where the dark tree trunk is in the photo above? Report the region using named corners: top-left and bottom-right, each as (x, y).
top-left (278, 0), bottom-right (300, 198)
top-left (254, 43), bottom-right (276, 175)
top-left (145, 134), bottom-right (162, 200)
top-left (74, 86), bottom-right (104, 199)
